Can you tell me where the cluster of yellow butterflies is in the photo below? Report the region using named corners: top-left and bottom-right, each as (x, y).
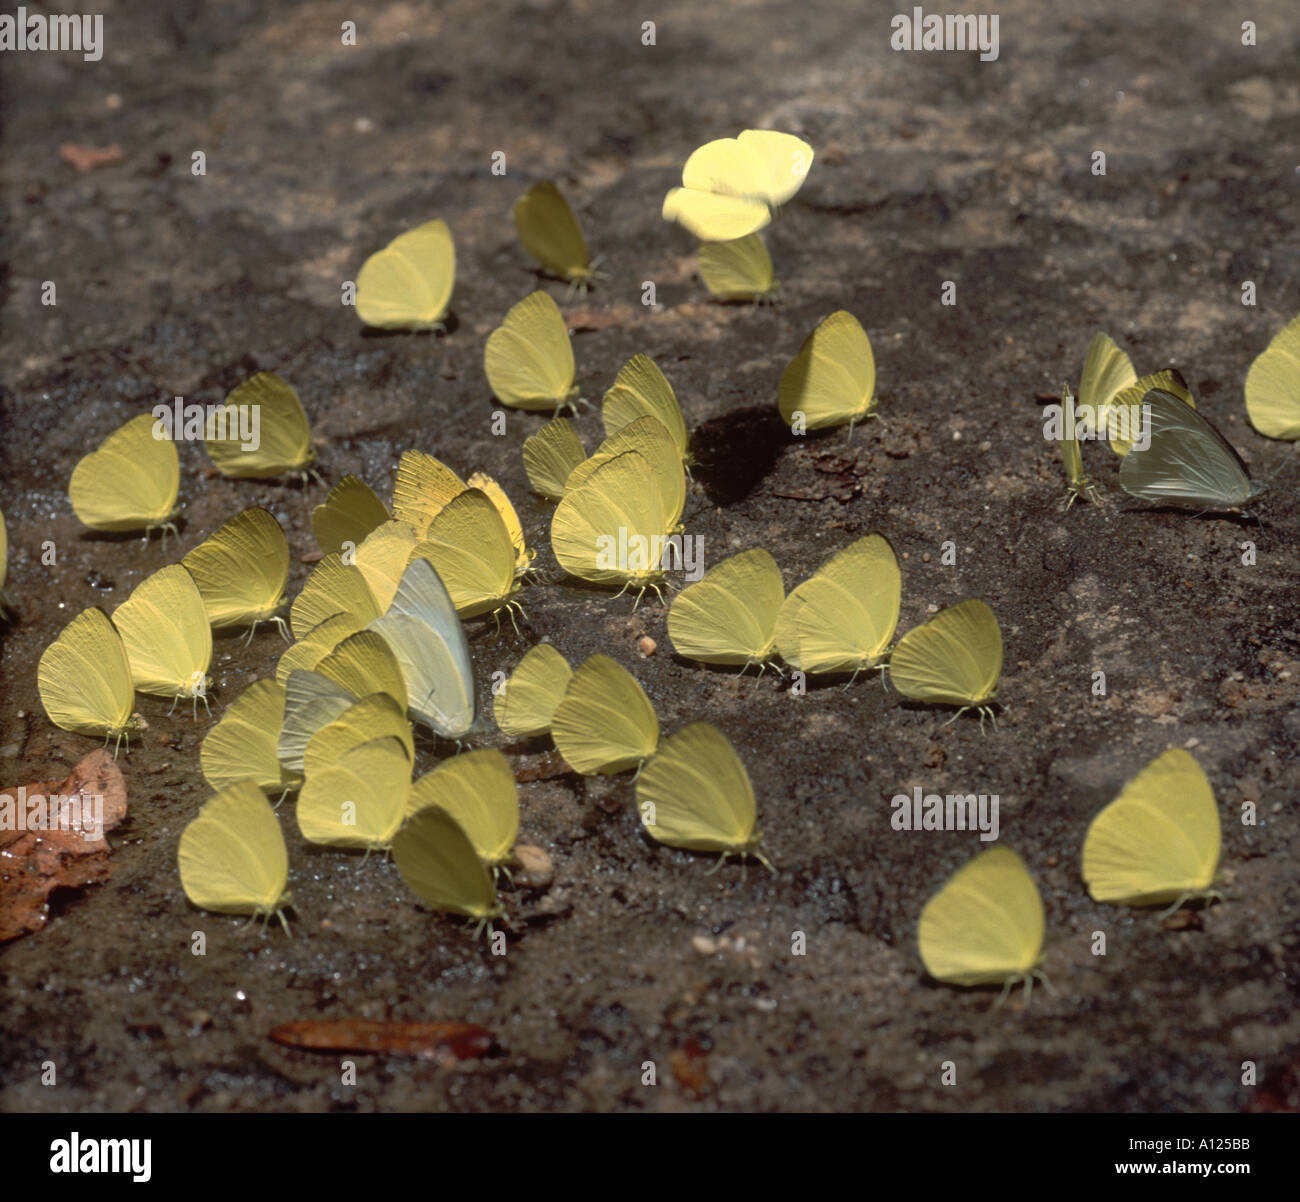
top-left (1052, 321), bottom-right (1300, 515)
top-left (494, 646), bottom-right (768, 863)
top-left (21, 123), bottom-right (1288, 981)
top-left (65, 374), bottom-right (317, 540)
top-left (918, 748), bottom-right (1224, 1003)
top-left (667, 536), bottom-right (1003, 726)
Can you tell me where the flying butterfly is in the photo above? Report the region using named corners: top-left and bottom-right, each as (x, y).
top-left (635, 721), bottom-right (771, 869)
top-left (484, 291), bottom-right (579, 412)
top-left (662, 129), bottom-right (814, 242)
top-left (668, 548), bottom-right (784, 671)
top-left (355, 217), bottom-right (455, 331)
top-left (1245, 312), bottom-right (1300, 441)
top-left (778, 309), bottom-right (877, 434)
top-left (551, 653), bottom-right (658, 775)
top-left (918, 846), bottom-right (1048, 1004)
top-left (178, 781), bottom-right (292, 932)
top-left (407, 748), bottom-right (519, 873)
top-left (513, 180), bottom-right (597, 292)
top-left (1119, 388), bottom-right (1267, 513)
top-left (494, 643), bottom-right (572, 738)
top-left (205, 372), bottom-right (315, 480)
top-left (1081, 748), bottom-right (1221, 912)
top-left (69, 412), bottom-right (179, 539)
top-left (37, 608), bottom-right (142, 756)
top-left (889, 598), bottom-right (1002, 729)
top-left (112, 564), bottom-right (213, 711)
top-left (775, 535), bottom-right (899, 681)
top-left (182, 507), bottom-right (290, 639)
top-left (698, 233), bottom-right (778, 303)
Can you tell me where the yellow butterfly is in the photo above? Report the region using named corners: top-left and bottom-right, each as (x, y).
top-left (200, 678), bottom-right (299, 798)
top-left (37, 608), bottom-right (142, 756)
top-left (297, 735), bottom-right (411, 851)
top-left (775, 535), bottom-right (899, 680)
top-left (663, 129), bottom-right (814, 241)
top-left (1081, 748), bottom-right (1221, 912)
top-left (1056, 383), bottom-right (1101, 510)
top-left (182, 507), bottom-right (290, 639)
top-left (551, 449), bottom-right (678, 602)
top-left (564, 415), bottom-right (686, 528)
top-left (290, 553), bottom-right (379, 639)
top-left (636, 721), bottom-right (770, 868)
top-left (1105, 369), bottom-right (1193, 456)
top-left (1077, 331), bottom-right (1136, 447)
top-left (668, 548), bottom-right (784, 670)
top-left (312, 474), bottom-right (389, 556)
top-left (408, 748), bottom-right (519, 872)
top-left (412, 489), bottom-right (523, 624)
top-left (699, 233), bottom-right (778, 303)
top-left (276, 612), bottom-right (365, 685)
top-left (112, 565), bottom-right (212, 712)
top-left (303, 692), bottom-right (414, 777)
top-left (484, 291), bottom-right (579, 412)
top-left (918, 846), bottom-right (1048, 1003)
top-left (890, 599), bottom-right (1002, 729)
top-left (355, 218), bottom-right (455, 330)
top-left (354, 519), bottom-right (421, 613)
top-left (312, 630), bottom-right (408, 713)
top-left (391, 449), bottom-right (468, 535)
top-left (523, 418), bottom-right (586, 500)
top-left (467, 471), bottom-right (535, 577)
top-left (513, 180), bottom-right (596, 292)
top-left (69, 413), bottom-right (178, 538)
top-left (1245, 312), bottom-right (1300, 440)
top-left (494, 643), bottom-right (572, 738)
top-left (392, 805), bottom-right (503, 931)
top-left (601, 355), bottom-right (691, 468)
top-left (178, 781), bottom-right (292, 932)
top-left (205, 372), bottom-right (316, 479)
top-left (778, 310), bottom-right (877, 433)
top-left (551, 654), bottom-right (658, 775)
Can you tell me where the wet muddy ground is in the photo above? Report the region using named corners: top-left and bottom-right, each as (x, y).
top-left (1, 0), bottom-right (1297, 1112)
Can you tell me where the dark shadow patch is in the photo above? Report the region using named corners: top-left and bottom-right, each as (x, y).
top-left (691, 406), bottom-right (789, 505)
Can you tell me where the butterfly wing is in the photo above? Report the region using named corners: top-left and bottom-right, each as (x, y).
top-left (494, 643), bottom-right (572, 737)
top-left (178, 781), bottom-right (289, 916)
top-left (38, 608), bottom-right (136, 737)
top-left (890, 599), bottom-right (1001, 707)
top-left (1119, 389), bottom-right (1260, 509)
top-left (200, 679), bottom-right (295, 794)
top-left (699, 233), bottom-right (776, 301)
top-left (551, 654), bottom-right (659, 775)
top-left (303, 692), bottom-right (414, 776)
top-left (355, 218), bottom-right (455, 330)
top-left (407, 748), bottom-right (519, 865)
top-left (523, 418), bottom-right (586, 500)
top-left (668, 548), bottom-right (784, 666)
top-left (205, 373), bottom-right (313, 477)
top-left (69, 413), bottom-right (179, 531)
top-left (636, 721), bottom-right (758, 852)
top-left (600, 355), bottom-right (690, 460)
top-left (290, 553), bottom-right (380, 639)
top-left (312, 475), bottom-right (390, 556)
top-left (296, 736), bottom-right (410, 849)
top-left (391, 450), bottom-right (468, 535)
top-left (513, 181), bottom-right (591, 282)
top-left (918, 847), bottom-right (1043, 985)
top-left (484, 291), bottom-right (576, 410)
top-left (113, 565), bottom-right (212, 698)
top-left (1245, 313), bottom-right (1300, 440)
top-left (1082, 748), bottom-right (1220, 905)
top-left (183, 507), bottom-right (288, 629)
top-left (778, 310), bottom-right (876, 430)
top-left (392, 806), bottom-right (502, 920)
top-left (414, 489), bottom-right (518, 618)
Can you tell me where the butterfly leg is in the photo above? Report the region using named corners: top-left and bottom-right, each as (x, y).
top-left (942, 705), bottom-right (971, 728)
top-left (994, 978), bottom-right (1014, 1008)
top-left (1156, 892), bottom-right (1191, 921)
top-left (276, 907), bottom-right (292, 937)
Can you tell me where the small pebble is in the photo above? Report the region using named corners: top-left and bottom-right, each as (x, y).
top-left (512, 844), bottom-right (554, 888)
top-left (691, 934), bottom-right (716, 955)
top-left (638, 636), bottom-right (656, 657)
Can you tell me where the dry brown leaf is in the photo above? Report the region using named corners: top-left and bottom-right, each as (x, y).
top-left (0, 749), bottom-right (128, 942)
top-left (58, 142), bottom-right (125, 173)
